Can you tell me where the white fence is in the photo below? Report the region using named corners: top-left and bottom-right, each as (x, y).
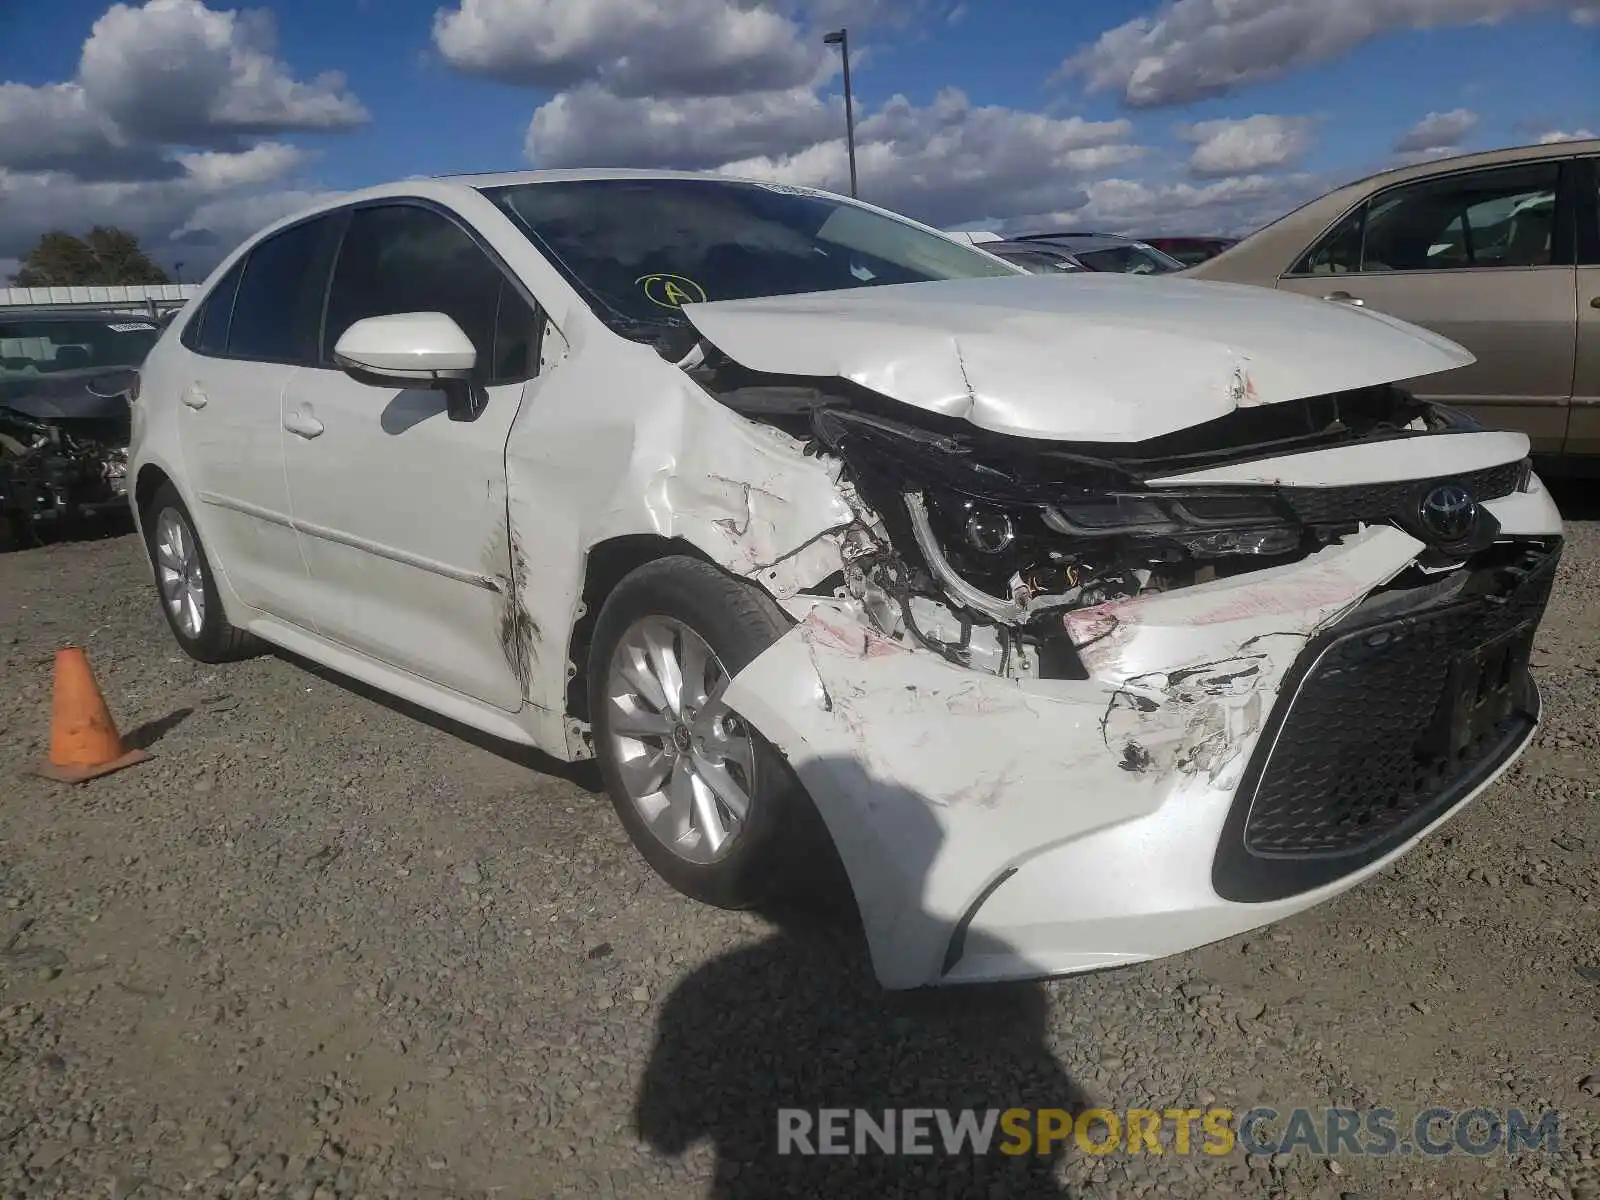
top-left (0, 283), bottom-right (202, 317)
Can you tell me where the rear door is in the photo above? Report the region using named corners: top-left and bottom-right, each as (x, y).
top-left (1276, 158), bottom-right (1578, 453)
top-left (173, 214), bottom-right (342, 622)
top-left (1568, 155), bottom-right (1600, 456)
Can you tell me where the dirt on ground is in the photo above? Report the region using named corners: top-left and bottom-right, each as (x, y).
top-left (0, 506), bottom-right (1596, 1200)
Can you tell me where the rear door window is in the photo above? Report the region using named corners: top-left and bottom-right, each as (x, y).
top-left (1294, 161), bottom-right (1561, 275)
top-left (184, 259), bottom-right (246, 356)
top-left (226, 214), bottom-right (345, 364)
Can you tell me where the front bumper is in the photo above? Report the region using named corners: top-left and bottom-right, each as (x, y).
top-left (723, 484), bottom-right (1563, 990)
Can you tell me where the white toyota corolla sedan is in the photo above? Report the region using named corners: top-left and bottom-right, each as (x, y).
top-left (128, 169), bottom-right (1562, 989)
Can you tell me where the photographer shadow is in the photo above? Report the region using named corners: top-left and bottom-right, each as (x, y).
top-left (636, 756), bottom-right (1092, 1198)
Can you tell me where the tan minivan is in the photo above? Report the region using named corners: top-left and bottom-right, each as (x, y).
top-left (1185, 139), bottom-right (1600, 464)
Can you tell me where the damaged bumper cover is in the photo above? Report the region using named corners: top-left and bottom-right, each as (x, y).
top-left (723, 480), bottom-right (1561, 989)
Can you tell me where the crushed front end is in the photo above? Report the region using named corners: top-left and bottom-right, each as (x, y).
top-left (702, 357), bottom-right (1561, 989)
top-left (0, 393), bottom-right (135, 549)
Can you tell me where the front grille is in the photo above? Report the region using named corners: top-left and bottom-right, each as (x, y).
top-left (1279, 458), bottom-right (1526, 526)
top-left (1212, 538), bottom-right (1558, 904)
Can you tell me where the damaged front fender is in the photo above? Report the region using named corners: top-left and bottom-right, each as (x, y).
top-left (500, 336), bottom-right (856, 746)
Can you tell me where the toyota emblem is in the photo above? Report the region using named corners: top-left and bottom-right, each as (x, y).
top-left (1418, 483), bottom-right (1477, 543)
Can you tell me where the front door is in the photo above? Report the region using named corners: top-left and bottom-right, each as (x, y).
top-left (1277, 158), bottom-right (1578, 453)
top-left (281, 200), bottom-right (547, 712)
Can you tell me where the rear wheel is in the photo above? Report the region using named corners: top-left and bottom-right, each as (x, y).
top-left (142, 482), bottom-right (259, 663)
top-left (589, 555), bottom-right (829, 909)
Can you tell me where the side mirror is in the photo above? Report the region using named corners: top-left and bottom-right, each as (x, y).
top-left (332, 312), bottom-right (486, 422)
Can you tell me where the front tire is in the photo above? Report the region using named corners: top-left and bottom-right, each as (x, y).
top-left (589, 555), bottom-right (826, 909)
top-left (142, 482), bottom-right (258, 663)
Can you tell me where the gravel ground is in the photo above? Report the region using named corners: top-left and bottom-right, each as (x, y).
top-left (0, 505), bottom-right (1596, 1200)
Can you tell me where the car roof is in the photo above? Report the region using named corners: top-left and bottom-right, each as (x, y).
top-left (296, 167), bottom-right (843, 214)
top-left (198, 167), bottom-right (932, 283)
top-left (1312, 136), bottom-right (1600, 199)
top-left (431, 166), bottom-right (808, 189)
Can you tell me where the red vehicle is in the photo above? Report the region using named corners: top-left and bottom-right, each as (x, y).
top-left (1135, 236), bottom-right (1239, 266)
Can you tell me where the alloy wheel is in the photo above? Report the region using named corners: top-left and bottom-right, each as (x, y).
top-left (604, 616), bottom-right (756, 865)
top-left (153, 507), bottom-right (206, 639)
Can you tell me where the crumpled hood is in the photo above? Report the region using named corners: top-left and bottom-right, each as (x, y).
top-left (680, 273), bottom-right (1475, 442)
top-left (0, 370), bottom-right (136, 423)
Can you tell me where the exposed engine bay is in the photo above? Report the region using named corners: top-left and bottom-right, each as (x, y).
top-left (0, 310), bottom-right (156, 549)
top-left (0, 377), bottom-right (136, 549)
top-left (687, 345), bottom-right (1528, 681)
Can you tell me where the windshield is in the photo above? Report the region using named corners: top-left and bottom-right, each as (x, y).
top-left (0, 317), bottom-right (160, 382)
top-left (484, 178), bottom-right (1019, 338)
top-left (1074, 244), bottom-right (1186, 275)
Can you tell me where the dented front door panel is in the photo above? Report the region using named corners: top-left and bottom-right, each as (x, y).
top-left (280, 368), bottom-right (534, 712)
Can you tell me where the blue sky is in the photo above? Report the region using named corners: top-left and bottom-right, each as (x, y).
top-left (2, 0), bottom-right (1597, 276)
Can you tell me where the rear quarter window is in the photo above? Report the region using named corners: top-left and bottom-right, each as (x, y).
top-left (181, 259), bottom-right (246, 356)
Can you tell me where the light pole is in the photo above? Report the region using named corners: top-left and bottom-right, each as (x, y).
top-left (823, 28), bottom-right (858, 198)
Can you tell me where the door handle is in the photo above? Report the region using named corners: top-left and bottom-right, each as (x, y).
top-left (1590, 296), bottom-right (1600, 310)
top-left (182, 385), bottom-right (208, 409)
top-left (283, 405), bottom-right (324, 439)
top-left (1323, 291), bottom-right (1365, 306)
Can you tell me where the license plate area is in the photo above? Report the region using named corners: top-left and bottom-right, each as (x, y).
top-left (1420, 623), bottom-right (1533, 764)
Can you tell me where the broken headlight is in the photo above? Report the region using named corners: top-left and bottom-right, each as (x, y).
top-left (813, 406), bottom-right (1309, 629)
top-left (1044, 493), bottom-right (1302, 557)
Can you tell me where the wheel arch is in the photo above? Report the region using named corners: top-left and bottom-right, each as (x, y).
top-left (133, 462), bottom-right (172, 525)
top-left (564, 534), bottom-right (724, 729)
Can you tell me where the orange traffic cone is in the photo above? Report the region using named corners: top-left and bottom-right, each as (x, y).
top-left (29, 647), bottom-right (152, 784)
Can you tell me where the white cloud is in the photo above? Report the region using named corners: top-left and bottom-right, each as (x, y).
top-left (78, 0), bottom-right (367, 148)
top-left (1061, 0), bottom-right (1594, 108)
top-left (0, 83), bottom-right (177, 182)
top-left (440, 0), bottom-right (1563, 238)
top-left (0, 164), bottom-right (333, 271)
top-left (526, 82), bottom-right (841, 170)
top-left (173, 186), bottom-right (345, 249)
top-left (172, 142), bottom-right (313, 190)
top-left (0, 0), bottom-right (364, 182)
top-left (712, 89), bottom-right (1145, 227)
top-left (1012, 171), bottom-right (1331, 239)
top-left (462, 0), bottom-right (1148, 230)
top-left (1394, 107), bottom-right (1479, 153)
top-left (433, 0), bottom-right (823, 96)
top-left (1536, 127), bottom-right (1598, 142)
top-left (0, 1), bottom-right (364, 275)
top-left (1181, 114), bottom-right (1316, 176)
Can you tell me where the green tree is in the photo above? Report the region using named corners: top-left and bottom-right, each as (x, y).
top-left (11, 227), bottom-right (171, 287)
